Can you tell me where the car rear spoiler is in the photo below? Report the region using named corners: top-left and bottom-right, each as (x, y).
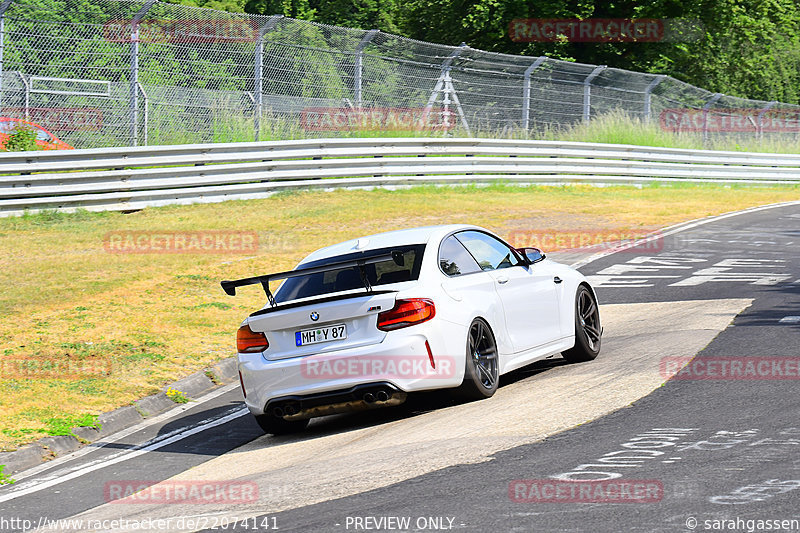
top-left (220, 250), bottom-right (405, 307)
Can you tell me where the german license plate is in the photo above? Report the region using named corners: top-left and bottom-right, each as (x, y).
top-left (295, 324), bottom-right (347, 347)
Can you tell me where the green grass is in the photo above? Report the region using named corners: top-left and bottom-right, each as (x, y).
top-left (0, 464), bottom-right (14, 485)
top-left (543, 109), bottom-right (800, 153)
top-left (2, 412), bottom-right (100, 440)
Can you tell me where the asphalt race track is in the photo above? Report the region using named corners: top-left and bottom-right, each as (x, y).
top-left (1, 201), bottom-right (798, 533)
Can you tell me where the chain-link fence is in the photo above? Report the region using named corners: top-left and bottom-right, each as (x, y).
top-left (1, 0), bottom-right (799, 149)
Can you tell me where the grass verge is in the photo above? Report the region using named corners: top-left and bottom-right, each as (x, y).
top-left (139, 108), bottom-right (800, 154)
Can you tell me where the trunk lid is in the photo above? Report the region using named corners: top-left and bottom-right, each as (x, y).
top-left (247, 290), bottom-right (398, 360)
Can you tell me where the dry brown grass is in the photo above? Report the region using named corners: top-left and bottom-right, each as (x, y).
top-left (1, 183), bottom-right (798, 450)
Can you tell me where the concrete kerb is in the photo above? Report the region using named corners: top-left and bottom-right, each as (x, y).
top-left (0, 356), bottom-right (239, 476)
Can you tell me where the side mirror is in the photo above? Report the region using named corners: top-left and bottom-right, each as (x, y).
top-left (517, 247), bottom-right (545, 265)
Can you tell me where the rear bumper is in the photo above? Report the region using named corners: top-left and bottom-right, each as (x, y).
top-left (238, 329), bottom-right (464, 415)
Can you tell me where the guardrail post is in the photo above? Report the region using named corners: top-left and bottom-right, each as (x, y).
top-left (354, 29), bottom-right (378, 107)
top-left (701, 93), bottom-right (723, 145)
top-left (521, 56), bottom-right (546, 132)
top-left (643, 75), bottom-right (666, 121)
top-left (253, 15), bottom-right (283, 141)
top-left (0, 0), bottom-right (14, 114)
top-left (582, 65), bottom-right (606, 123)
top-left (129, 0), bottom-right (155, 147)
top-left (756, 101), bottom-right (777, 140)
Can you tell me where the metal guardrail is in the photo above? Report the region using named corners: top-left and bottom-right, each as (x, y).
top-left (2, 138), bottom-right (799, 217)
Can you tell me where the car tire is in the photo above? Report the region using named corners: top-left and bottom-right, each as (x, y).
top-left (253, 413), bottom-right (310, 435)
top-left (456, 318), bottom-right (499, 400)
top-left (562, 284), bottom-right (602, 363)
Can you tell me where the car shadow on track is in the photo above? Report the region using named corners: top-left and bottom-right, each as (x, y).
top-left (95, 355), bottom-right (574, 457)
top-left (251, 354), bottom-right (573, 444)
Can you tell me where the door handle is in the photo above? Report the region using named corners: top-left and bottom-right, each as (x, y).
top-left (553, 276), bottom-right (563, 284)
top-left (496, 276), bottom-right (509, 284)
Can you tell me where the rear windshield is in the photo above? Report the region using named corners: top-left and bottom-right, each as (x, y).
top-left (274, 244), bottom-right (425, 303)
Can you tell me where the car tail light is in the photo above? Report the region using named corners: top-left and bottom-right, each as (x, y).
top-left (237, 324), bottom-right (269, 353)
top-left (377, 298), bottom-right (435, 331)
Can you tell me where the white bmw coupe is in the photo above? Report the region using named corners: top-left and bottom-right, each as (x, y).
top-left (222, 224), bottom-right (601, 434)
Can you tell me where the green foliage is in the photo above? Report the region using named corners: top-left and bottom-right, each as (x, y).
top-left (0, 465), bottom-right (14, 485)
top-left (3, 127), bottom-right (41, 152)
top-left (397, 0), bottom-right (800, 104)
top-left (243, 0), bottom-right (800, 105)
top-left (8, 0), bottom-right (800, 141)
top-left (163, 0), bottom-right (246, 12)
top-left (245, 0), bottom-right (400, 31)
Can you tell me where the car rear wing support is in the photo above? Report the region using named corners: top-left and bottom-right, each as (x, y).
top-left (221, 250), bottom-right (405, 307)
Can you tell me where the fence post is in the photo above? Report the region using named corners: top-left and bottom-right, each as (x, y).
top-left (354, 29), bottom-right (378, 107)
top-left (138, 82), bottom-right (148, 145)
top-left (253, 14), bottom-right (283, 142)
top-left (756, 101), bottom-right (776, 140)
top-left (129, 0), bottom-right (155, 147)
top-left (17, 71), bottom-right (26, 118)
top-left (643, 75), bottom-right (666, 121)
top-left (0, 0), bottom-right (14, 114)
top-left (701, 93), bottom-right (723, 145)
top-left (521, 56), bottom-right (546, 131)
top-left (582, 65), bottom-right (606, 123)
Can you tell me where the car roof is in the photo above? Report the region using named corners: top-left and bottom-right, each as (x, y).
top-left (299, 224), bottom-right (484, 264)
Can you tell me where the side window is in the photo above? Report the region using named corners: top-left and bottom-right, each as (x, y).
top-left (455, 231), bottom-right (519, 271)
top-left (439, 235), bottom-right (481, 276)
